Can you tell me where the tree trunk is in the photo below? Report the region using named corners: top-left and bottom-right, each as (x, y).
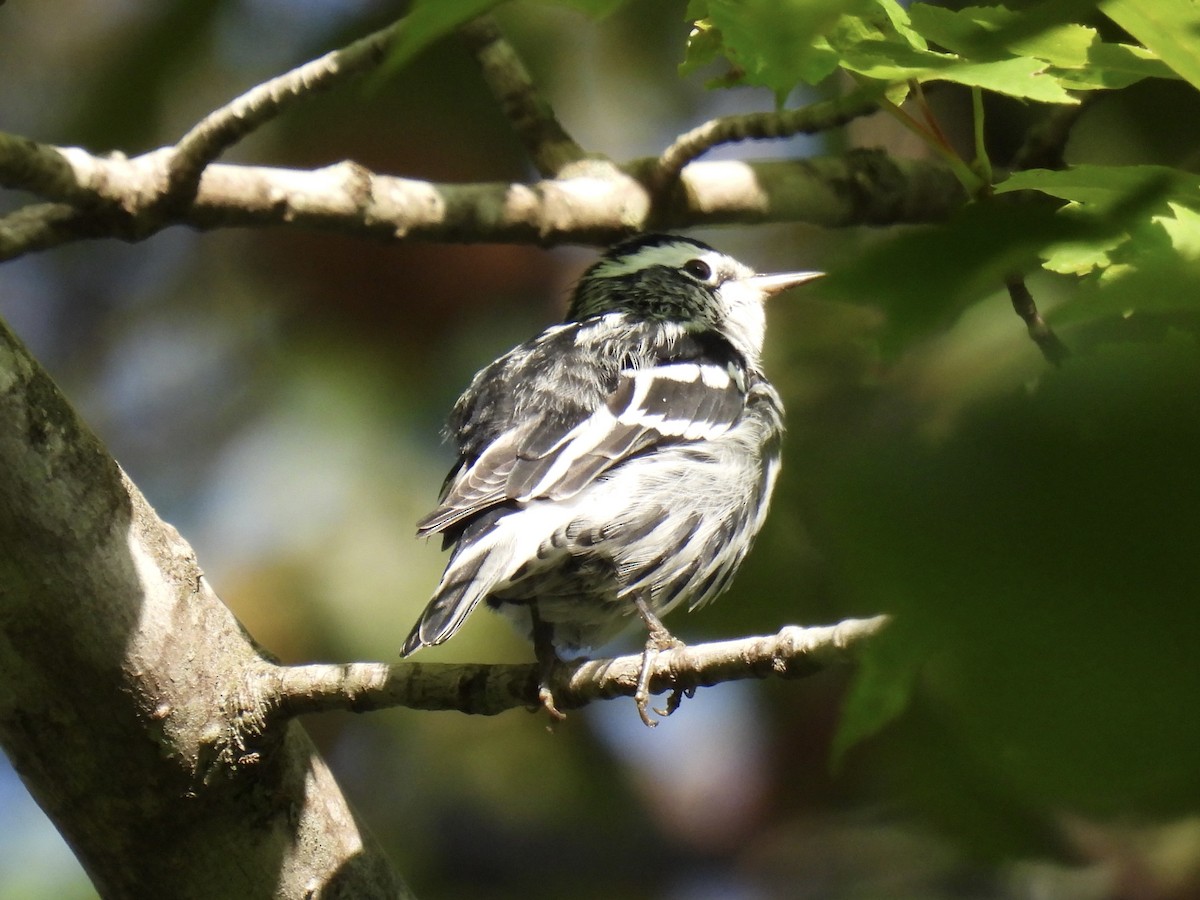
top-left (0, 317), bottom-right (408, 898)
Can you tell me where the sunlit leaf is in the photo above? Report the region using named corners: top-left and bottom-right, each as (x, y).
top-left (839, 38), bottom-right (1078, 103)
top-left (697, 0), bottom-right (872, 102)
top-left (996, 164), bottom-right (1200, 207)
top-left (1103, 0), bottom-right (1200, 92)
top-left (910, 3), bottom-right (1093, 68)
top-left (875, 0), bottom-right (927, 50)
top-left (996, 167), bottom-right (1200, 283)
top-left (926, 56), bottom-right (1077, 102)
top-left (1040, 234), bottom-right (1123, 275)
top-left (1055, 41), bottom-right (1178, 90)
top-left (1154, 202), bottom-right (1200, 259)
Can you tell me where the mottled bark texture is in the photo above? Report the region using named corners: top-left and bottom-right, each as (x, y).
top-left (0, 318), bottom-right (408, 899)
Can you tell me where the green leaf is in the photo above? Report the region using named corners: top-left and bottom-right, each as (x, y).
top-left (817, 342), bottom-right (1200, 825)
top-left (383, 0), bottom-right (504, 75)
top-left (696, 0), bottom-right (873, 102)
top-left (1049, 252), bottom-right (1200, 325)
top-left (1054, 41), bottom-right (1179, 90)
top-left (832, 620), bottom-right (920, 765)
top-left (839, 41), bottom-right (1078, 103)
top-left (541, 0), bottom-right (632, 16)
top-left (911, 3), bottom-right (1093, 68)
top-left (996, 167), bottom-right (1200, 283)
top-left (927, 56), bottom-right (1077, 103)
top-left (874, 0), bottom-right (927, 50)
top-left (818, 200), bottom-right (1083, 353)
top-left (1155, 202), bottom-right (1200, 259)
top-left (996, 165), bottom-right (1200, 208)
top-left (904, 3), bottom-right (1173, 94)
top-left (1102, 0), bottom-right (1200, 93)
top-left (1040, 235), bottom-right (1124, 275)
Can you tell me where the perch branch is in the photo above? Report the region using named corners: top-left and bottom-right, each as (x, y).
top-left (458, 14), bottom-right (587, 177)
top-left (268, 616), bottom-right (890, 719)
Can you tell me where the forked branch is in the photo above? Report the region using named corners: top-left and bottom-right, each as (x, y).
top-left (458, 14), bottom-right (588, 177)
top-left (164, 18), bottom-right (405, 204)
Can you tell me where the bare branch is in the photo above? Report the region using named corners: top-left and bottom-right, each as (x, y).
top-left (458, 14), bottom-right (587, 177)
top-left (1005, 273), bottom-right (1070, 365)
top-left (0, 202), bottom-right (99, 258)
top-left (0, 131), bottom-right (106, 206)
top-left (0, 139), bottom-right (965, 261)
top-left (164, 19), bottom-right (405, 204)
top-left (268, 617), bottom-right (889, 720)
top-left (654, 87), bottom-right (884, 189)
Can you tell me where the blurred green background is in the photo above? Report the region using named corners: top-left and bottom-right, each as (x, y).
top-left (2, 1), bottom-right (1200, 898)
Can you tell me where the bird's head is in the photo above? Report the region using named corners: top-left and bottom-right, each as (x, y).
top-left (568, 234), bottom-right (822, 362)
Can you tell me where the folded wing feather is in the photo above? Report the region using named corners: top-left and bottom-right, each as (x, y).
top-left (416, 361), bottom-right (745, 537)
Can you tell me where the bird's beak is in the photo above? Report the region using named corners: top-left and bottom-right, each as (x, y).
top-left (750, 271), bottom-right (824, 297)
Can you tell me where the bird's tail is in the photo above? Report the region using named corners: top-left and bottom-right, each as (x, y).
top-left (401, 514), bottom-right (510, 656)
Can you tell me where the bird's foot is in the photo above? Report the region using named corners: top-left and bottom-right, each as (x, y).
top-left (634, 633), bottom-right (687, 727)
top-left (537, 683), bottom-right (567, 722)
top-left (633, 598), bottom-right (686, 727)
top-left (530, 606), bottom-right (568, 724)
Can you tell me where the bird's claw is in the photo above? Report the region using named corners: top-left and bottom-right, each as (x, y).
top-left (633, 631), bottom-right (688, 727)
top-left (538, 684), bottom-right (567, 722)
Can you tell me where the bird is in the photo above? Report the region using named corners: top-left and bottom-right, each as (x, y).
top-left (401, 233), bottom-right (822, 724)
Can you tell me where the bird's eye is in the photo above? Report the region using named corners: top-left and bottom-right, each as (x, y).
top-left (683, 259), bottom-right (712, 281)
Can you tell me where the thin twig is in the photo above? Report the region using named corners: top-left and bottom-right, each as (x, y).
top-left (268, 616), bottom-right (889, 719)
top-left (876, 94), bottom-right (985, 196)
top-left (1005, 273), bottom-right (1070, 365)
top-left (458, 14), bottom-right (587, 177)
top-left (654, 87), bottom-right (883, 189)
top-left (163, 18), bottom-right (406, 206)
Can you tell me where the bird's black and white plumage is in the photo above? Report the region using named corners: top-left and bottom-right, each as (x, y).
top-left (402, 234), bottom-right (820, 717)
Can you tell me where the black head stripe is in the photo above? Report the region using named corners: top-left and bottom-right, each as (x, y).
top-left (602, 233), bottom-right (715, 261)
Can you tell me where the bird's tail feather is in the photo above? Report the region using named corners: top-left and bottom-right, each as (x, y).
top-left (401, 516), bottom-right (509, 656)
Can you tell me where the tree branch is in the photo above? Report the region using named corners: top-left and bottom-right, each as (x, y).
top-left (0, 137), bottom-right (965, 261)
top-left (164, 18), bottom-right (405, 204)
top-left (0, 202), bottom-right (102, 258)
top-left (654, 87), bottom-right (885, 188)
top-left (1005, 273), bottom-right (1070, 365)
top-left (0, 315), bottom-right (408, 897)
top-left (458, 14), bottom-right (588, 177)
top-left (268, 617), bottom-right (889, 720)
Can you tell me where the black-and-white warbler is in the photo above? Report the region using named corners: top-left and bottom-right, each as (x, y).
top-left (402, 234), bottom-right (821, 723)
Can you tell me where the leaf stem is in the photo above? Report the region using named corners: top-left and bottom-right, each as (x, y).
top-left (971, 86), bottom-right (994, 193)
top-left (877, 94), bottom-right (984, 196)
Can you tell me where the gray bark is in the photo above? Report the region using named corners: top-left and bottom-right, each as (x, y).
top-left (0, 317), bottom-right (408, 898)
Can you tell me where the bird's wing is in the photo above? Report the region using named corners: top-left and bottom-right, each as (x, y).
top-left (416, 360), bottom-right (746, 537)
